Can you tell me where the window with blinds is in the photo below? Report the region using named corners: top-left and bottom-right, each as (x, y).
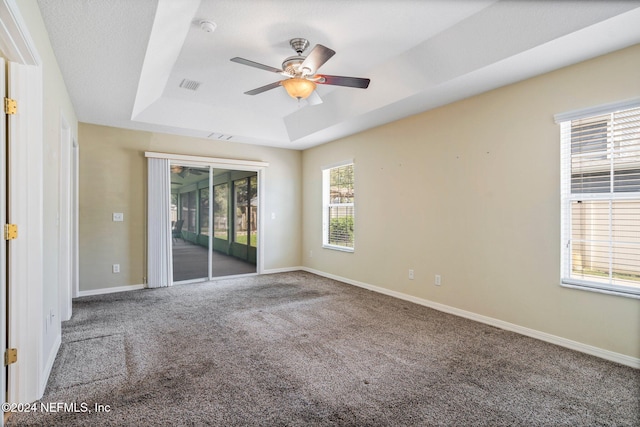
top-left (560, 104), bottom-right (640, 298)
top-left (322, 162), bottom-right (355, 251)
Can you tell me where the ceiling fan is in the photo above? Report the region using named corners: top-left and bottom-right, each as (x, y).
top-left (230, 38), bottom-right (370, 101)
top-left (170, 165), bottom-right (204, 178)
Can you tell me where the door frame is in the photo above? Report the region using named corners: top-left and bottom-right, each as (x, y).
top-left (58, 113), bottom-right (72, 321)
top-left (72, 138), bottom-right (79, 298)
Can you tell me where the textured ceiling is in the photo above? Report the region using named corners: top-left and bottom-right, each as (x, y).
top-left (37, 0), bottom-right (640, 150)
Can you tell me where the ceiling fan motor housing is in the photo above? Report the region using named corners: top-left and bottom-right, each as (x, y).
top-left (289, 38), bottom-right (309, 55)
top-left (283, 38), bottom-right (313, 76)
top-left (282, 56), bottom-right (307, 76)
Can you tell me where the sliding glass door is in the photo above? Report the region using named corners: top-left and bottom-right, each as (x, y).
top-left (170, 165), bottom-right (210, 282)
top-left (170, 164), bottom-right (258, 283)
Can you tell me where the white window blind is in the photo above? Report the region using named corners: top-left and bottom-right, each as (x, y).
top-left (560, 105), bottom-right (640, 298)
top-left (147, 157), bottom-right (173, 288)
top-left (322, 162), bottom-right (355, 251)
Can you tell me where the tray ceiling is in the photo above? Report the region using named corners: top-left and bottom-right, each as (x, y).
top-left (37, 0), bottom-right (640, 149)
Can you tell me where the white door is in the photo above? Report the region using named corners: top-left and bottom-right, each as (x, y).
top-left (0, 0), bottom-right (47, 405)
top-left (1, 56), bottom-right (7, 427)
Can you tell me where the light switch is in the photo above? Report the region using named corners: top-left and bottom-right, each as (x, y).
top-left (113, 212), bottom-right (124, 222)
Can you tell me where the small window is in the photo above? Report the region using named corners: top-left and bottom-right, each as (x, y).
top-left (199, 187), bottom-right (209, 236)
top-left (180, 191), bottom-right (197, 233)
top-left (213, 183), bottom-right (228, 241)
top-left (234, 178), bottom-right (248, 245)
top-left (249, 175), bottom-right (258, 247)
top-left (323, 162), bottom-right (355, 251)
top-left (560, 104), bottom-right (640, 298)
top-left (233, 176), bottom-right (258, 247)
top-left (187, 191), bottom-right (197, 232)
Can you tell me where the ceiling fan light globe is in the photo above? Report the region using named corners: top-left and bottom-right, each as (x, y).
top-left (282, 78), bottom-right (316, 100)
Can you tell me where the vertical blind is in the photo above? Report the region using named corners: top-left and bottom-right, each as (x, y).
top-left (561, 106), bottom-right (640, 296)
top-left (147, 158), bottom-right (173, 288)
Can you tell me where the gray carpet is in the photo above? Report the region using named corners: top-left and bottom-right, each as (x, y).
top-left (47, 334), bottom-right (126, 390)
top-left (7, 272), bottom-right (640, 426)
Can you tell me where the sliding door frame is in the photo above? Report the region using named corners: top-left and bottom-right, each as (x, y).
top-left (146, 152), bottom-right (268, 279)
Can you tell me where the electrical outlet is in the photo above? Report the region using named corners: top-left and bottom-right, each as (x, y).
top-left (435, 274), bottom-right (441, 286)
top-left (408, 269), bottom-right (414, 280)
top-left (309, 250), bottom-right (313, 258)
top-left (113, 264), bottom-right (120, 273)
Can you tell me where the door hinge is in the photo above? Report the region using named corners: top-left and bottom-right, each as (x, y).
top-left (4, 348), bottom-right (17, 366)
top-left (4, 223), bottom-right (18, 240)
top-left (4, 97), bottom-right (17, 115)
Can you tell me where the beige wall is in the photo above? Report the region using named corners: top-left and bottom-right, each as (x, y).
top-left (79, 124), bottom-right (302, 291)
top-left (302, 44), bottom-right (640, 359)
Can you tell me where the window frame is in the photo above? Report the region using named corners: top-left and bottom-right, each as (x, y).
top-left (557, 99), bottom-right (640, 299)
top-left (322, 160), bottom-right (355, 252)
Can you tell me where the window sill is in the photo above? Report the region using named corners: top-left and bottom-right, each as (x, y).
top-left (323, 244), bottom-right (354, 253)
top-left (561, 280), bottom-right (640, 300)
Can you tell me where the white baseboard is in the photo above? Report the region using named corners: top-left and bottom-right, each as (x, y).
top-left (301, 267), bottom-right (640, 369)
top-left (77, 284), bottom-right (145, 297)
top-left (40, 333), bottom-right (61, 397)
top-left (262, 266), bottom-right (304, 275)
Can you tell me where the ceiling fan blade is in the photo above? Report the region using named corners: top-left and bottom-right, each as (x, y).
top-left (300, 44), bottom-right (335, 75)
top-left (244, 81), bottom-right (282, 96)
top-left (317, 75), bottom-right (370, 89)
top-left (230, 57), bottom-right (283, 74)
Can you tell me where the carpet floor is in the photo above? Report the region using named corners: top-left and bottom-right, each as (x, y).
top-left (7, 271), bottom-right (640, 426)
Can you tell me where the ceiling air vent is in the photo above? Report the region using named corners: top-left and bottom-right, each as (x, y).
top-left (207, 132), bottom-right (233, 141)
top-left (179, 78), bottom-right (201, 91)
